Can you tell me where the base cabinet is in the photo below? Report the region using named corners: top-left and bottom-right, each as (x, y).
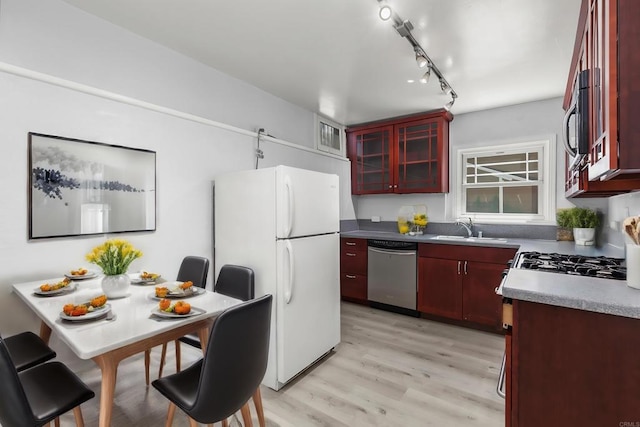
top-left (340, 238), bottom-right (368, 302)
top-left (508, 300), bottom-right (640, 426)
top-left (418, 244), bottom-right (516, 329)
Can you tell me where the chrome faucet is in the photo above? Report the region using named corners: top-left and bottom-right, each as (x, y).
top-left (456, 217), bottom-right (474, 237)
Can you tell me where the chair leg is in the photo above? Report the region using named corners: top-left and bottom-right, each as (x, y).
top-left (241, 403), bottom-right (253, 427)
top-left (188, 417), bottom-right (198, 427)
top-left (221, 419), bottom-right (229, 427)
top-left (54, 417), bottom-right (60, 427)
top-left (165, 402), bottom-right (176, 427)
top-left (145, 349), bottom-right (151, 385)
top-left (253, 387), bottom-right (265, 427)
top-left (175, 339), bottom-right (182, 373)
top-left (158, 343), bottom-right (168, 378)
top-left (73, 406), bottom-right (85, 427)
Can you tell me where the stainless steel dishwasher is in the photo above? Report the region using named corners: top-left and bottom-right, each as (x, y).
top-left (367, 239), bottom-right (418, 315)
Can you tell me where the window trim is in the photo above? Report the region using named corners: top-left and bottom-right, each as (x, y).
top-left (314, 114), bottom-right (345, 157)
top-left (454, 136), bottom-right (556, 224)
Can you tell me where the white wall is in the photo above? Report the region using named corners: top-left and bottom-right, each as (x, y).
top-left (354, 97), bottom-right (608, 222)
top-left (0, 0), bottom-right (352, 335)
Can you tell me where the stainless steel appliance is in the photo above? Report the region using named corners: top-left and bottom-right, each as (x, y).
top-left (495, 250), bottom-right (627, 399)
top-left (367, 240), bottom-right (417, 315)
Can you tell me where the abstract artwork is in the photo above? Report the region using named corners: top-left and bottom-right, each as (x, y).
top-left (28, 133), bottom-right (156, 239)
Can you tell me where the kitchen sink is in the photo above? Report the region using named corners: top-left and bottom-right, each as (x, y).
top-left (432, 235), bottom-right (508, 243)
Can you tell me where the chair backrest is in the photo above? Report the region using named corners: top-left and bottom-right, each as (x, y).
top-left (176, 256), bottom-right (210, 289)
top-left (0, 335), bottom-right (37, 426)
top-left (214, 264), bottom-right (255, 301)
top-left (190, 294), bottom-right (272, 422)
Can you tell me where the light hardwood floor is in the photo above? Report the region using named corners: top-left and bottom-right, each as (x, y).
top-left (49, 302), bottom-right (505, 426)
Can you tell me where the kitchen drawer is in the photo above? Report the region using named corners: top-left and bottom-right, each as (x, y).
top-left (340, 249), bottom-right (367, 275)
top-left (419, 243), bottom-right (516, 264)
top-left (340, 273), bottom-right (367, 300)
top-left (341, 237), bottom-right (367, 252)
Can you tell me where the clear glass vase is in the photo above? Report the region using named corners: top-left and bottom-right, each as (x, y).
top-left (101, 273), bottom-right (130, 299)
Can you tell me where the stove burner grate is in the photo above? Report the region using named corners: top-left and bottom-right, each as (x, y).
top-left (515, 251), bottom-right (626, 280)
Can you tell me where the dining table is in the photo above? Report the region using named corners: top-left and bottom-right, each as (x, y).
top-left (12, 274), bottom-right (242, 427)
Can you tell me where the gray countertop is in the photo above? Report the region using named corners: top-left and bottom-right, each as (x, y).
top-left (341, 229), bottom-right (640, 319)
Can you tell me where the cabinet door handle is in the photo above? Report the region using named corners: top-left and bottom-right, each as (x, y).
top-left (388, 185), bottom-right (393, 189)
top-left (346, 253), bottom-right (356, 257)
top-left (464, 261), bottom-right (468, 275)
top-left (345, 274), bottom-right (356, 279)
top-left (497, 352), bottom-right (506, 398)
top-left (345, 242), bottom-right (356, 246)
top-left (457, 261), bottom-right (461, 275)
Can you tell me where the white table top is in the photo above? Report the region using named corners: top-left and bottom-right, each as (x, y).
top-left (12, 276), bottom-right (242, 359)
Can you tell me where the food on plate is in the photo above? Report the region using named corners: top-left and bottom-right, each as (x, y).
top-left (173, 301), bottom-right (191, 315)
top-left (61, 296), bottom-right (108, 317)
top-left (40, 278), bottom-right (71, 292)
top-left (179, 281), bottom-right (193, 290)
top-left (90, 294), bottom-right (108, 308)
top-left (159, 298), bottom-right (171, 311)
top-left (155, 287), bottom-right (169, 298)
top-left (70, 267), bottom-right (89, 276)
top-left (63, 303), bottom-right (75, 316)
top-left (159, 300), bottom-right (191, 315)
top-left (140, 271), bottom-right (159, 280)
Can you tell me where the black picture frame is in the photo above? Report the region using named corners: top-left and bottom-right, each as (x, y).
top-left (28, 132), bottom-right (156, 240)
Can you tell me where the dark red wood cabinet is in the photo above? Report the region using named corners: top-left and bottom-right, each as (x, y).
top-left (417, 244), bottom-right (516, 330)
top-left (563, 0), bottom-right (640, 197)
top-left (507, 300), bottom-right (640, 426)
top-left (339, 238), bottom-right (368, 302)
top-left (346, 110), bottom-right (452, 195)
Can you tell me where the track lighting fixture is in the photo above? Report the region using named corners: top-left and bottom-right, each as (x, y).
top-left (419, 67), bottom-right (431, 84)
top-left (379, 4), bottom-right (392, 21)
top-left (377, 0), bottom-right (458, 110)
top-left (415, 48), bottom-right (428, 68)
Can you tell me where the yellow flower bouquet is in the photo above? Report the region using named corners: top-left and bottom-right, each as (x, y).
top-left (86, 239), bottom-right (143, 275)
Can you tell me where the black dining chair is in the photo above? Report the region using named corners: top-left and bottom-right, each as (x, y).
top-left (144, 256), bottom-right (210, 385)
top-left (4, 331), bottom-right (56, 372)
top-left (161, 264), bottom-right (265, 426)
top-left (0, 334), bottom-right (95, 427)
top-left (152, 294), bottom-right (272, 427)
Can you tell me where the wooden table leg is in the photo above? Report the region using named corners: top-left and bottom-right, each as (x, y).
top-left (92, 353), bottom-right (119, 427)
top-left (197, 327), bottom-right (209, 353)
top-left (39, 321), bottom-right (52, 344)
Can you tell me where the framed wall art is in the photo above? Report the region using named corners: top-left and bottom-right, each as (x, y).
top-left (28, 132), bottom-right (156, 239)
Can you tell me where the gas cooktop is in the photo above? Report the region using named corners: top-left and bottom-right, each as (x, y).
top-left (514, 251), bottom-right (626, 280)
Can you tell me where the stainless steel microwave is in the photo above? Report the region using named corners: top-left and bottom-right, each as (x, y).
top-left (563, 69), bottom-right (590, 170)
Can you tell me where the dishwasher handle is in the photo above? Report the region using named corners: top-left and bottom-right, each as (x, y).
top-left (368, 247), bottom-right (416, 257)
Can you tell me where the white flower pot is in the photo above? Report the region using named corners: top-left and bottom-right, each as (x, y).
top-left (573, 228), bottom-right (596, 246)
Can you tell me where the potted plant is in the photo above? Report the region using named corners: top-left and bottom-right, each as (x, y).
top-left (556, 207), bottom-right (600, 245)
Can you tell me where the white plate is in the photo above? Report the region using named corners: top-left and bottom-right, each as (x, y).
top-left (151, 306), bottom-right (205, 319)
top-left (64, 270), bottom-right (98, 280)
top-left (33, 282), bottom-right (76, 296)
top-left (151, 287), bottom-right (205, 300)
top-left (59, 304), bottom-right (111, 321)
top-left (131, 278), bottom-right (158, 285)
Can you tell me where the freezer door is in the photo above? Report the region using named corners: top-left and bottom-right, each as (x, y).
top-left (276, 233), bottom-right (340, 385)
top-left (276, 166), bottom-right (339, 238)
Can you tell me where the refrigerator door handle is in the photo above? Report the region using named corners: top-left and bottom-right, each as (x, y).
top-left (284, 174), bottom-right (293, 237)
top-left (284, 240), bottom-right (294, 304)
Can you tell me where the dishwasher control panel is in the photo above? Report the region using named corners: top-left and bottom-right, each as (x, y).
top-left (368, 239), bottom-right (417, 250)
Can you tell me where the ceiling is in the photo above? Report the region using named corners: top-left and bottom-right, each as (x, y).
top-left (60, 0), bottom-right (581, 126)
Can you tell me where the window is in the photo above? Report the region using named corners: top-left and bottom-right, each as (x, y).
top-left (315, 115), bottom-right (345, 156)
top-left (455, 138), bottom-right (555, 223)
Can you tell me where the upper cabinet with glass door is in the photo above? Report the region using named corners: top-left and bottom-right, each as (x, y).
top-left (563, 0), bottom-right (640, 193)
top-left (346, 110), bottom-right (453, 195)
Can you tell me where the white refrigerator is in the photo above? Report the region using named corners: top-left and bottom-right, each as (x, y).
top-left (214, 165), bottom-right (340, 391)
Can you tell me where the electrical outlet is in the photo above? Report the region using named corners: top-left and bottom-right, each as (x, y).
top-left (610, 220), bottom-right (620, 231)
top-left (371, 216), bottom-right (381, 223)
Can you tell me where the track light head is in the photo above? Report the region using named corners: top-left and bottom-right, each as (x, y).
top-left (419, 67), bottom-right (431, 84)
top-left (444, 93), bottom-right (457, 111)
top-left (415, 47), bottom-right (428, 68)
top-left (379, 5), bottom-right (392, 21)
